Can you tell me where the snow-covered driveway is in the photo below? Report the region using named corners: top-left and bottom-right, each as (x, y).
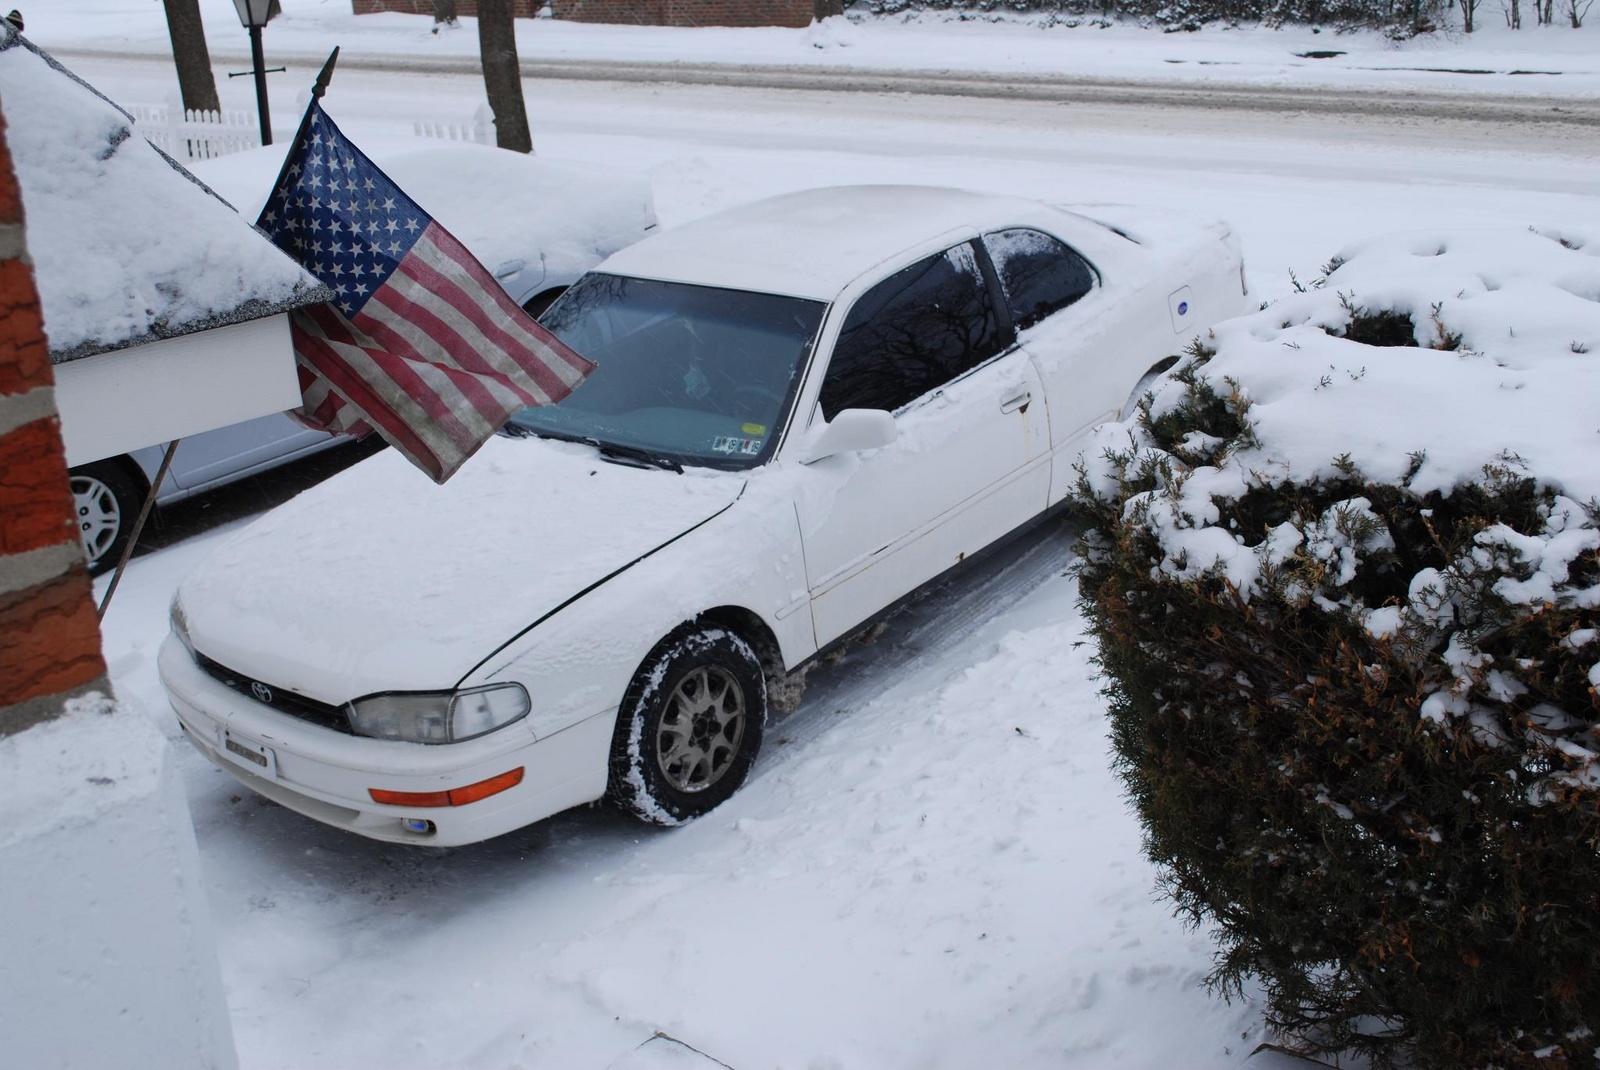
top-left (59, 18), bottom-right (1600, 1067)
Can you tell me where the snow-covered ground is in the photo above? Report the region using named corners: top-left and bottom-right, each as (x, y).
top-left (21, 4), bottom-right (1600, 1068)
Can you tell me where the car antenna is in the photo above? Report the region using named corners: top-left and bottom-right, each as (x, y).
top-left (312, 47), bottom-right (339, 100)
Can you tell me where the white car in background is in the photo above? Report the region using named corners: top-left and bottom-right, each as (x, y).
top-left (160, 185), bottom-right (1248, 846)
top-left (70, 141), bottom-right (656, 572)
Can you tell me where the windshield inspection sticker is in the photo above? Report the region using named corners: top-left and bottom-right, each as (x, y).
top-left (742, 423), bottom-right (768, 436)
top-left (711, 436), bottom-right (764, 456)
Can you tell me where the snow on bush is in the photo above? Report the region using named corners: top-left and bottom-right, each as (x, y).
top-left (1069, 226), bottom-right (1600, 1069)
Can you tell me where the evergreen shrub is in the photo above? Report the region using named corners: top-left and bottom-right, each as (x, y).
top-left (849, 0), bottom-right (1442, 32)
top-left (1069, 229), bottom-right (1600, 1068)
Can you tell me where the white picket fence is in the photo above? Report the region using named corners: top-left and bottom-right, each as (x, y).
top-left (412, 104), bottom-right (494, 146)
top-left (127, 100), bottom-right (260, 161)
top-left (127, 98), bottom-right (496, 161)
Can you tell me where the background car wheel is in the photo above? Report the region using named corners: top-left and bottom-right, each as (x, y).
top-left (607, 624), bottom-right (767, 826)
top-left (68, 459), bottom-right (147, 576)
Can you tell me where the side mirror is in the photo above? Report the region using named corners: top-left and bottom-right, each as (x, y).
top-left (800, 408), bottom-right (897, 463)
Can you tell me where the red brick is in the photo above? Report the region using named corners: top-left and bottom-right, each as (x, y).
top-left (0, 112), bottom-right (19, 226)
top-left (0, 418), bottom-right (78, 557)
top-left (0, 259), bottom-right (52, 396)
top-left (0, 571), bottom-right (106, 706)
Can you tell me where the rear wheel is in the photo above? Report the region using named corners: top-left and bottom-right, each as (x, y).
top-left (607, 625), bottom-right (767, 826)
top-left (68, 459), bottom-right (147, 575)
top-left (1120, 356), bottom-right (1181, 421)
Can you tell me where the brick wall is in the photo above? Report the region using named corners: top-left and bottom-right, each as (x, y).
top-left (351, 0), bottom-right (540, 16)
top-left (0, 104), bottom-right (110, 737)
top-left (352, 0), bottom-right (814, 27)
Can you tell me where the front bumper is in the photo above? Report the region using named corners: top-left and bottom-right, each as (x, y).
top-left (157, 634), bottom-right (612, 846)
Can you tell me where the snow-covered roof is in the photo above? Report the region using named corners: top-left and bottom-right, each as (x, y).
top-left (0, 28), bottom-right (330, 363)
top-left (598, 185), bottom-right (1070, 300)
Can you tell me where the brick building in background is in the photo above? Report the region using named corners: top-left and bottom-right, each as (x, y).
top-left (353, 0), bottom-right (818, 29)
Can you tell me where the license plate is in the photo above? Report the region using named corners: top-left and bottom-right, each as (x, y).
top-left (222, 730), bottom-right (278, 779)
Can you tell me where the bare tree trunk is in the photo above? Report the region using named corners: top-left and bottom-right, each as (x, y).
top-left (1461, 0), bottom-right (1478, 30)
top-left (162, 0), bottom-right (221, 115)
top-left (478, 0), bottom-right (532, 154)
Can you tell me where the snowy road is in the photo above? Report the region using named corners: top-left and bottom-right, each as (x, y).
top-left (58, 23), bottom-right (1600, 1069)
top-left (54, 46), bottom-right (1600, 126)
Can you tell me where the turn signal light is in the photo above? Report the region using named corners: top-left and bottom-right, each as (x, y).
top-left (368, 767), bottom-right (524, 808)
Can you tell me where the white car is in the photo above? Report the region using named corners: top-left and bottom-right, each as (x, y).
top-left (71, 142), bottom-right (656, 573)
top-left (160, 186), bottom-right (1248, 846)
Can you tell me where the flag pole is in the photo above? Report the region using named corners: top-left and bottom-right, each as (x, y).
top-left (256, 47), bottom-right (341, 241)
top-left (312, 47), bottom-right (339, 100)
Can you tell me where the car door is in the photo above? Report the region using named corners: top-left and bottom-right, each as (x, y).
top-left (981, 227), bottom-right (1125, 504)
top-left (162, 412), bottom-right (335, 492)
top-left (795, 240), bottom-right (1052, 649)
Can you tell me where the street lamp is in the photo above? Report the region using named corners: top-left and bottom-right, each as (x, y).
top-left (232, 0), bottom-right (275, 145)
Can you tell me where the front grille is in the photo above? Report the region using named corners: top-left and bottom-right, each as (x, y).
top-left (194, 651), bottom-right (354, 735)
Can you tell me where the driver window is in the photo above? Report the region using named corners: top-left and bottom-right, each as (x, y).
top-left (819, 242), bottom-right (1003, 421)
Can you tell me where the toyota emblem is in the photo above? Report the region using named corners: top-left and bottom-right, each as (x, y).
top-left (250, 681), bottom-right (274, 704)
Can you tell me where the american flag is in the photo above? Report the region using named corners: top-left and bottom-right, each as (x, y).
top-left (255, 101), bottom-right (594, 483)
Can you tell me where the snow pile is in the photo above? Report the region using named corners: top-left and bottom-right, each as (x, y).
top-left (1080, 224), bottom-right (1600, 750)
top-left (1083, 224), bottom-right (1600, 594)
top-left (0, 32), bottom-right (324, 361)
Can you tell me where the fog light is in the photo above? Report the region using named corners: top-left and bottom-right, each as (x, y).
top-left (401, 818), bottom-right (435, 835)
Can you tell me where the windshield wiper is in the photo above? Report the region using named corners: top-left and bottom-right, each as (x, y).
top-left (591, 440), bottom-right (683, 474)
top-left (503, 423), bottom-right (683, 473)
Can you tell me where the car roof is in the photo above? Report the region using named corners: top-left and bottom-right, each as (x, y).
top-left (597, 185), bottom-right (1069, 302)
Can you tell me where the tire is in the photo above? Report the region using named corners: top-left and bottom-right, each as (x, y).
top-left (68, 459), bottom-right (148, 576)
top-left (607, 625), bottom-right (767, 826)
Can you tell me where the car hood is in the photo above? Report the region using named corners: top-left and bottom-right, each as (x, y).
top-left (177, 436), bottom-right (745, 702)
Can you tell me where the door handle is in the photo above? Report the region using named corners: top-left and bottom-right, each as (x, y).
top-left (1000, 385), bottom-right (1032, 414)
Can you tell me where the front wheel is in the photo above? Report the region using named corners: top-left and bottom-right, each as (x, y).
top-left (68, 459), bottom-right (147, 576)
top-left (607, 625), bottom-right (767, 826)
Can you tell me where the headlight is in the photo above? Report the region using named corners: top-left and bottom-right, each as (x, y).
top-left (169, 595), bottom-right (195, 658)
top-left (345, 683), bottom-right (531, 744)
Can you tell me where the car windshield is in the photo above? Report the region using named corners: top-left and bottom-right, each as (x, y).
top-left (507, 273), bottom-right (827, 471)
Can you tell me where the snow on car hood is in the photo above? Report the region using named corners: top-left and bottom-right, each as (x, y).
top-left (176, 436), bottom-right (745, 701)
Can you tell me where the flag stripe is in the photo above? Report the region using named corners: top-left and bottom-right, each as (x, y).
top-left (360, 282), bottom-right (547, 410)
top-left (412, 228), bottom-right (595, 381)
top-left (390, 228), bottom-right (588, 399)
top-left (311, 312), bottom-right (498, 460)
top-left (295, 306), bottom-right (505, 479)
top-left (354, 296), bottom-right (530, 432)
top-left (293, 308), bottom-right (464, 470)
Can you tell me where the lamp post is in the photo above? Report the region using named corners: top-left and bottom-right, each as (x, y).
top-left (232, 0), bottom-right (274, 145)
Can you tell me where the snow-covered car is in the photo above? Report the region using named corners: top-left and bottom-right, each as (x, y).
top-left (70, 141), bottom-right (656, 573)
top-left (159, 185), bottom-right (1248, 846)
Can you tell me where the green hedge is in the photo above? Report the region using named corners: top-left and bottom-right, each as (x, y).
top-left (1068, 236), bottom-right (1600, 1068)
top-left (850, 0), bottom-right (1446, 32)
